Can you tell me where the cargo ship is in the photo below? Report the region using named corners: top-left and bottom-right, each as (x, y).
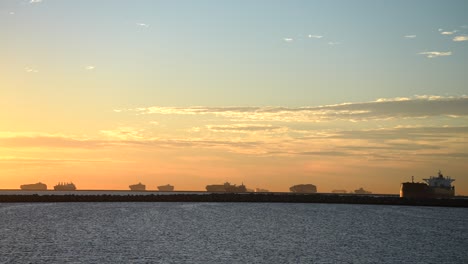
top-left (206, 182), bottom-right (247, 192)
top-left (353, 187), bottom-right (372, 194)
top-left (255, 188), bottom-right (269, 192)
top-left (20, 182), bottom-right (47, 191)
top-left (129, 182), bottom-right (146, 191)
top-left (332, 190), bottom-right (347, 194)
top-left (400, 171), bottom-right (455, 199)
top-left (157, 184), bottom-right (174, 192)
top-left (54, 182), bottom-right (76, 191)
top-left (289, 184), bottom-right (317, 193)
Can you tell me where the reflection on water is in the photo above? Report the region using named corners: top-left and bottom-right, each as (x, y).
top-left (0, 203), bottom-right (466, 263)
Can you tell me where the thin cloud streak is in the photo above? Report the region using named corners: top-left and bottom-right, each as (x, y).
top-left (25, 67), bottom-right (38, 73)
top-left (441, 31), bottom-right (457, 35)
top-left (136, 23), bottom-right (149, 28)
top-left (453, 35), bottom-right (468, 42)
top-left (418, 51), bottom-right (452, 58)
top-left (207, 124), bottom-right (285, 133)
top-left (2, 126), bottom-right (467, 159)
top-left (120, 96), bottom-right (468, 122)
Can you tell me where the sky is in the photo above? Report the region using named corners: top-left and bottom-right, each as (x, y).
top-left (1, 0), bottom-right (467, 194)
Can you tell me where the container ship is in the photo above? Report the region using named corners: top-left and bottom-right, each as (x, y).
top-left (400, 171), bottom-right (455, 199)
top-left (206, 182), bottom-right (247, 192)
top-left (54, 182), bottom-right (76, 191)
top-left (353, 187), bottom-right (372, 194)
top-left (157, 184), bottom-right (174, 192)
top-left (289, 184), bottom-right (317, 193)
top-left (20, 182), bottom-right (47, 191)
top-left (129, 182), bottom-right (146, 191)
top-left (255, 188), bottom-right (269, 193)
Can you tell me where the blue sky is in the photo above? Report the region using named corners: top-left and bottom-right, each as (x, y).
top-left (2, 0), bottom-right (467, 107)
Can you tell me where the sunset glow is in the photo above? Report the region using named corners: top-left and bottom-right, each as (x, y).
top-left (1, 0), bottom-right (467, 194)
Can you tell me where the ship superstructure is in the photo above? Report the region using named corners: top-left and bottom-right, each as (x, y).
top-left (54, 182), bottom-right (76, 191)
top-left (423, 171), bottom-right (455, 197)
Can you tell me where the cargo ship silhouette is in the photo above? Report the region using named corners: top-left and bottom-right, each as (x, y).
top-left (20, 182), bottom-right (47, 191)
top-left (129, 182), bottom-right (146, 191)
top-left (206, 182), bottom-right (247, 192)
top-left (54, 182), bottom-right (76, 191)
top-left (400, 170), bottom-right (455, 199)
top-left (289, 184), bottom-right (317, 193)
top-left (157, 184), bottom-right (174, 192)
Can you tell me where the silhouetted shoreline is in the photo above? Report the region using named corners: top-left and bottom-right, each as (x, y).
top-left (0, 193), bottom-right (467, 207)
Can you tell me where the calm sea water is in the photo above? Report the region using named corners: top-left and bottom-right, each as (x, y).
top-left (0, 203), bottom-right (466, 263)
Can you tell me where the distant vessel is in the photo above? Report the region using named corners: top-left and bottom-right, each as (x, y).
top-left (255, 188), bottom-right (269, 192)
top-left (54, 182), bottom-right (76, 191)
top-left (353, 187), bottom-right (372, 194)
top-left (332, 190), bottom-right (347, 194)
top-left (206, 182), bottom-right (247, 192)
top-left (157, 184), bottom-right (174, 192)
top-left (20, 182), bottom-right (47, 191)
top-left (129, 182), bottom-right (146, 191)
top-left (289, 184), bottom-right (317, 193)
top-left (400, 171), bottom-right (455, 199)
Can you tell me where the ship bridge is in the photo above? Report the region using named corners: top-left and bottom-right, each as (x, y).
top-left (423, 171), bottom-right (454, 188)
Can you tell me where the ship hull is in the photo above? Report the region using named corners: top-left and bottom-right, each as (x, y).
top-left (129, 184), bottom-right (146, 191)
top-left (54, 186), bottom-right (76, 191)
top-left (206, 183), bottom-right (247, 192)
top-left (129, 187), bottom-right (146, 191)
top-left (206, 185), bottom-right (226, 192)
top-left (400, 182), bottom-right (455, 199)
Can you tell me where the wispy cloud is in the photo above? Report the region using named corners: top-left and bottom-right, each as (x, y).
top-left (2, 126), bottom-right (467, 160)
top-left (119, 96), bottom-right (468, 123)
top-left (0, 136), bottom-right (98, 149)
top-left (418, 51), bottom-right (452, 58)
top-left (100, 127), bottom-right (145, 140)
top-left (283, 38), bottom-right (294, 42)
top-left (327, 41), bottom-right (340, 45)
top-left (30, 0), bottom-right (42, 3)
top-left (9, 12), bottom-right (15, 15)
top-left (404, 35), bottom-right (416, 38)
top-left (308, 35), bottom-right (323, 39)
top-left (441, 30), bottom-right (457, 35)
top-left (136, 23), bottom-right (149, 28)
top-left (85, 65), bottom-right (95, 70)
top-left (25, 67), bottom-right (38, 73)
top-left (207, 124), bottom-right (285, 133)
top-left (453, 35), bottom-right (468, 42)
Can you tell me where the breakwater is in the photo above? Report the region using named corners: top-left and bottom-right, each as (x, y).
top-left (1, 193), bottom-right (467, 207)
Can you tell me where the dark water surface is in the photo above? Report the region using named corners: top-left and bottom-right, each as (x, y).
top-left (0, 203), bottom-right (467, 263)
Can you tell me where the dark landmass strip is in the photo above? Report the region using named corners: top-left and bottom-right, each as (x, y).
top-left (0, 193), bottom-right (467, 207)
